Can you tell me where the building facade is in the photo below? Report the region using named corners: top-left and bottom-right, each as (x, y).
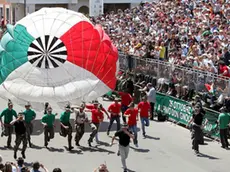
top-left (6, 0), bottom-right (153, 22)
top-left (0, 0), bottom-right (13, 25)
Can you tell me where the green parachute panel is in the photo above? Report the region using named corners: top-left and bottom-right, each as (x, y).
top-left (0, 24), bottom-right (35, 84)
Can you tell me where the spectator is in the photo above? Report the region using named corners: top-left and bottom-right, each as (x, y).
top-left (17, 157), bottom-right (24, 171)
top-left (52, 168), bottom-right (62, 172)
top-left (93, 0), bottom-right (230, 73)
top-left (31, 162), bottom-right (49, 172)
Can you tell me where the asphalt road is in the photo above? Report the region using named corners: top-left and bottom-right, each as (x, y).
top-left (0, 97), bottom-right (229, 172)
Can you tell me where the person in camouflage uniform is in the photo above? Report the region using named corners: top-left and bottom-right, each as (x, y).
top-left (73, 103), bottom-right (88, 146)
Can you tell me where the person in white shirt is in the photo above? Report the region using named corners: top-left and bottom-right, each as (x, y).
top-left (146, 83), bottom-right (156, 120)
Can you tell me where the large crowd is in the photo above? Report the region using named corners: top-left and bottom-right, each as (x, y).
top-left (0, 154), bottom-right (109, 172)
top-left (91, 0), bottom-right (230, 112)
top-left (0, 0), bottom-right (230, 171)
top-left (92, 0), bottom-right (230, 77)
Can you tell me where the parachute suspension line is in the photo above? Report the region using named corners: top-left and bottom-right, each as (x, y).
top-left (96, 46), bottom-right (112, 76)
top-left (67, 14), bottom-right (76, 105)
top-left (90, 36), bottom-right (102, 76)
top-left (90, 47), bottom-right (112, 95)
top-left (81, 20), bottom-right (84, 100)
top-left (85, 24), bottom-right (95, 80)
top-left (45, 11), bottom-right (61, 103)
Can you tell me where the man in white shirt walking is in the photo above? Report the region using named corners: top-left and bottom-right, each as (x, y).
top-left (147, 83), bottom-right (156, 120)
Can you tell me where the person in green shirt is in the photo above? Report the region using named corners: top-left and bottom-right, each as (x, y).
top-left (0, 100), bottom-right (17, 148)
top-left (23, 102), bottom-right (36, 147)
top-left (218, 106), bottom-right (230, 149)
top-left (41, 105), bottom-right (56, 148)
top-left (59, 104), bottom-right (73, 151)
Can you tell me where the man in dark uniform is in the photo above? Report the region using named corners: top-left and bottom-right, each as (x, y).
top-left (191, 96), bottom-right (206, 144)
top-left (10, 113), bottom-right (27, 159)
top-left (0, 100), bottom-right (17, 148)
top-left (59, 104), bottom-right (74, 151)
top-left (23, 102), bottom-right (36, 147)
top-left (41, 106), bottom-right (56, 148)
top-left (187, 104), bottom-right (205, 155)
top-left (73, 103), bottom-right (88, 146)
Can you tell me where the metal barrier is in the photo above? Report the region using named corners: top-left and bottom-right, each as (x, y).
top-left (119, 53), bottom-right (230, 96)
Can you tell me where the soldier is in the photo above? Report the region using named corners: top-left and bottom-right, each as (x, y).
top-left (107, 98), bottom-right (121, 136)
top-left (41, 106), bottom-right (56, 148)
top-left (74, 103), bottom-right (88, 146)
top-left (59, 104), bottom-right (74, 151)
top-left (87, 104), bottom-right (105, 147)
top-left (86, 100), bottom-right (109, 142)
top-left (10, 113), bottom-right (27, 159)
top-left (23, 102), bottom-right (36, 147)
top-left (0, 100), bottom-right (17, 148)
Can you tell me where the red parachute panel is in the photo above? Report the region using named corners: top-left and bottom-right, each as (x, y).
top-left (60, 21), bottom-right (118, 89)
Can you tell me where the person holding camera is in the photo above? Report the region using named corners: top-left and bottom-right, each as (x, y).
top-left (187, 104), bottom-right (206, 155)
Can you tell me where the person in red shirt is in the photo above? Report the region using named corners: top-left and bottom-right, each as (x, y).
top-left (138, 96), bottom-right (151, 137)
top-left (124, 103), bottom-right (138, 147)
top-left (86, 104), bottom-right (105, 147)
top-left (117, 91), bottom-right (133, 124)
top-left (107, 98), bottom-right (122, 136)
top-left (85, 100), bottom-right (109, 142)
top-left (218, 61), bottom-right (230, 78)
top-left (85, 100), bottom-right (109, 116)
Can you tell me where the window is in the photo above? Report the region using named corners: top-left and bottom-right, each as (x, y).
top-left (6, 8), bottom-right (9, 21)
top-left (0, 7), bottom-right (3, 18)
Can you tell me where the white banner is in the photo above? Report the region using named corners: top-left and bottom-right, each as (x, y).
top-left (89, 0), bottom-right (103, 17)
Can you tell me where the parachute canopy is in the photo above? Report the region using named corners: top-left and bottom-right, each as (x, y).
top-left (0, 8), bottom-right (118, 110)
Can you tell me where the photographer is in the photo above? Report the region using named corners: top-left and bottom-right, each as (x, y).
top-left (187, 104), bottom-right (206, 155)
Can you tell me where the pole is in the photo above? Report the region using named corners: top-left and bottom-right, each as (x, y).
top-left (24, 0), bottom-right (26, 16)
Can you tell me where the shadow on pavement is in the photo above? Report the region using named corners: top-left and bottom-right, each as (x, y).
top-left (130, 146), bottom-right (150, 153)
top-left (127, 169), bottom-right (136, 172)
top-left (79, 146), bottom-right (115, 154)
top-left (63, 146), bottom-right (83, 154)
top-left (197, 152), bottom-right (219, 160)
top-left (0, 146), bottom-right (7, 150)
top-left (30, 120), bottom-right (118, 136)
top-left (203, 138), bottom-right (213, 142)
top-left (145, 135), bottom-right (160, 140)
top-left (95, 141), bottom-right (110, 147)
top-left (30, 144), bottom-right (43, 150)
top-left (46, 147), bottom-right (64, 153)
top-left (199, 143), bottom-right (208, 146)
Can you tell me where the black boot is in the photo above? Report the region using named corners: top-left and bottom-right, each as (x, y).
top-left (14, 152), bottom-right (17, 159)
top-left (29, 141), bottom-right (32, 148)
top-left (21, 151), bottom-right (26, 159)
top-left (88, 140), bottom-right (92, 147)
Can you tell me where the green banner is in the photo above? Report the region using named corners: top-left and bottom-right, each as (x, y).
top-left (155, 93), bottom-right (219, 138)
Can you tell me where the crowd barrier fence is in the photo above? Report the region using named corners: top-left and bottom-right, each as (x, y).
top-left (155, 92), bottom-right (219, 139)
top-left (118, 53), bottom-right (230, 139)
top-left (119, 53), bottom-right (230, 95)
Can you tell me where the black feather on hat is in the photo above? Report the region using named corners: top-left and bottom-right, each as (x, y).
top-left (8, 99), bottom-right (13, 106)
